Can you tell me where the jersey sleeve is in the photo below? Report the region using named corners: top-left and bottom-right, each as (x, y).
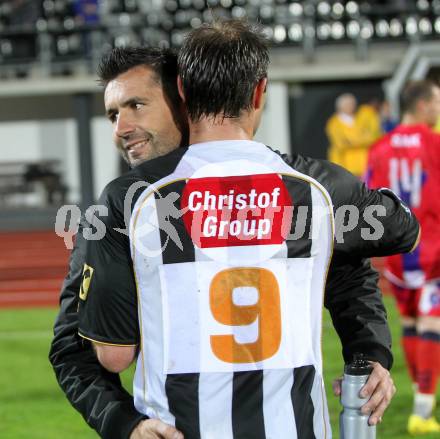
top-left (49, 216), bottom-right (147, 439)
top-left (323, 164), bottom-right (419, 369)
top-left (330, 163), bottom-right (420, 258)
top-left (275, 152), bottom-right (397, 369)
top-left (290, 156), bottom-right (418, 369)
top-left (427, 132), bottom-right (440, 177)
top-left (365, 141), bottom-right (382, 189)
top-left (324, 254), bottom-right (392, 369)
top-left (78, 181), bottom-right (139, 346)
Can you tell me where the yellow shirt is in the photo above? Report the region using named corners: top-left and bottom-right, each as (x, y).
top-left (326, 105), bottom-right (382, 177)
top-left (356, 104), bottom-right (382, 143)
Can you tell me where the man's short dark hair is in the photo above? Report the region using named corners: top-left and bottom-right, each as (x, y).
top-left (178, 19), bottom-right (269, 122)
top-left (401, 80), bottom-right (436, 114)
top-left (98, 47), bottom-right (180, 110)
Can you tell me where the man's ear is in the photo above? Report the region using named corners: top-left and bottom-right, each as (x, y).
top-left (177, 76), bottom-right (186, 102)
top-left (253, 77), bottom-right (268, 110)
top-left (418, 99), bottom-right (429, 116)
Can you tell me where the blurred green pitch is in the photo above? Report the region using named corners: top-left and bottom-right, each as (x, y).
top-left (0, 296), bottom-right (438, 439)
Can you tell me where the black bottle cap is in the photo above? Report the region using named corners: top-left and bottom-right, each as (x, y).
top-left (344, 353), bottom-right (373, 376)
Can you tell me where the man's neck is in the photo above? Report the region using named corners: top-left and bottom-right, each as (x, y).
top-left (401, 113), bottom-right (427, 126)
top-left (188, 115), bottom-right (254, 145)
top-left (337, 112), bottom-right (354, 125)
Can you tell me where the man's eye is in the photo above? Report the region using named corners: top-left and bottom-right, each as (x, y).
top-left (108, 114), bottom-right (117, 123)
top-left (134, 103), bottom-right (144, 110)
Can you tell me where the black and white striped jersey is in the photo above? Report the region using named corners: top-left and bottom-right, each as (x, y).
top-left (79, 140), bottom-right (419, 439)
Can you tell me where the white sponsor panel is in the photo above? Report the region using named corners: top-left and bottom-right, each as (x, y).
top-left (160, 258), bottom-right (315, 374)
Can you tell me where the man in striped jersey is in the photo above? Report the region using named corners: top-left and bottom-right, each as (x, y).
top-left (78, 21), bottom-right (419, 438)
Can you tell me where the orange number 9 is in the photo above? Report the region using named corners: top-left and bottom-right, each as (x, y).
top-left (209, 267), bottom-right (281, 364)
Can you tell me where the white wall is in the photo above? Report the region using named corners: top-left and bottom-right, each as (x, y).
top-left (91, 116), bottom-right (119, 200)
top-left (254, 82), bottom-right (291, 156)
top-left (0, 121), bottom-right (41, 161)
top-left (0, 117), bottom-right (120, 205)
top-left (39, 119), bottom-right (81, 203)
top-left (63, 120), bottom-right (81, 203)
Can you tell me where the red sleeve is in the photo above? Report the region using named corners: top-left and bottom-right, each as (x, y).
top-left (427, 132), bottom-right (440, 178)
top-left (366, 140), bottom-right (384, 189)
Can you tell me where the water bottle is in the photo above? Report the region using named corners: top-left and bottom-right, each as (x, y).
top-left (339, 353), bottom-right (376, 439)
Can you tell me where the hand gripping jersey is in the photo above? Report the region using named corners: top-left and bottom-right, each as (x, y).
top-left (367, 124), bottom-right (440, 288)
top-left (79, 140), bottom-right (419, 439)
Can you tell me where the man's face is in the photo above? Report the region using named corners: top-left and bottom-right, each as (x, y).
top-left (104, 65), bottom-right (182, 166)
top-left (423, 86), bottom-right (440, 127)
top-left (340, 96), bottom-right (357, 116)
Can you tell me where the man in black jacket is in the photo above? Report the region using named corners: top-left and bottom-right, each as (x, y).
top-left (49, 47), bottom-right (187, 439)
top-left (69, 24), bottom-right (418, 439)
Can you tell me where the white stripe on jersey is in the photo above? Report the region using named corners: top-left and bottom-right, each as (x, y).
top-left (132, 192), bottom-right (174, 423)
top-left (199, 372), bottom-right (234, 439)
top-left (311, 373), bottom-right (331, 439)
top-left (309, 183), bottom-right (334, 376)
top-left (263, 369), bottom-right (297, 439)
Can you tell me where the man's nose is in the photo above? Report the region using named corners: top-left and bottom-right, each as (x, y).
top-left (115, 112), bottom-right (135, 138)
